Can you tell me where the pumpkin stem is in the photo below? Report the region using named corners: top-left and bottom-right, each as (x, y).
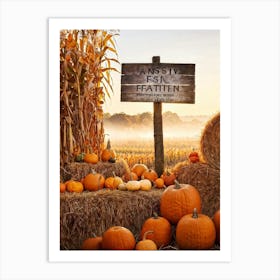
top-left (152, 212), bottom-right (159, 219)
top-left (106, 138), bottom-right (111, 149)
top-left (112, 171), bottom-right (116, 178)
top-left (174, 180), bottom-right (181, 189)
top-left (91, 169), bottom-right (97, 175)
top-left (192, 208), bottom-right (198, 219)
top-left (142, 230), bottom-right (154, 241)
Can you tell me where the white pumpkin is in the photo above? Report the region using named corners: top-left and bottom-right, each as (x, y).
top-left (139, 179), bottom-right (152, 191)
top-left (126, 180), bottom-right (141, 191)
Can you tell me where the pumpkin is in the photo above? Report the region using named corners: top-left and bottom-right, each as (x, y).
top-left (101, 138), bottom-right (116, 162)
top-left (160, 180), bottom-right (202, 224)
top-left (161, 170), bottom-right (176, 186)
top-left (122, 171), bottom-right (138, 182)
top-left (126, 180), bottom-right (141, 191)
top-left (66, 180), bottom-right (84, 193)
top-left (81, 235), bottom-right (103, 250)
top-left (141, 169), bottom-right (158, 182)
top-left (176, 208), bottom-right (216, 249)
top-left (102, 226), bottom-right (136, 250)
top-left (131, 163), bottom-right (149, 178)
top-left (84, 153), bottom-right (98, 164)
top-left (83, 170), bottom-right (105, 191)
top-left (140, 212), bottom-right (172, 248)
top-left (117, 183), bottom-right (127, 191)
top-left (104, 172), bottom-right (123, 190)
top-left (139, 179), bottom-right (152, 191)
top-left (136, 230), bottom-right (157, 250)
top-left (154, 178), bottom-right (165, 189)
top-left (60, 182), bottom-right (66, 193)
top-left (213, 209), bottom-right (220, 244)
top-left (189, 150), bottom-right (200, 163)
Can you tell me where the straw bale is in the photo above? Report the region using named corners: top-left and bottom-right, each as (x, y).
top-left (173, 162), bottom-right (220, 217)
top-left (60, 188), bottom-right (163, 250)
top-left (200, 112), bottom-right (220, 169)
top-left (60, 159), bottom-right (130, 182)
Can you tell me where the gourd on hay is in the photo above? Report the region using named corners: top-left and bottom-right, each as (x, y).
top-left (60, 159), bottom-right (130, 182)
top-left (60, 188), bottom-right (163, 250)
top-left (200, 112), bottom-right (220, 169)
top-left (173, 162), bottom-right (219, 217)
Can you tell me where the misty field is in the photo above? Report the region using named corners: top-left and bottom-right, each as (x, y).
top-left (113, 137), bottom-right (200, 170)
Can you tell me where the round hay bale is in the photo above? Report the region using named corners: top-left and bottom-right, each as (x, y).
top-left (60, 158), bottom-right (130, 182)
top-left (60, 189), bottom-right (163, 250)
top-left (200, 112), bottom-right (220, 169)
top-left (173, 162), bottom-right (220, 217)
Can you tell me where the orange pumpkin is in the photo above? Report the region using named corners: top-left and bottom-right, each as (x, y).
top-left (140, 213), bottom-right (172, 248)
top-left (81, 235), bottom-right (103, 250)
top-left (122, 171), bottom-right (138, 182)
top-left (213, 209), bottom-right (220, 244)
top-left (60, 182), bottom-right (66, 193)
top-left (101, 138), bottom-right (116, 162)
top-left (131, 163), bottom-right (148, 178)
top-left (84, 153), bottom-right (98, 164)
top-left (136, 230), bottom-right (157, 250)
top-left (141, 169), bottom-right (158, 182)
top-left (104, 172), bottom-right (123, 190)
top-left (102, 226), bottom-right (136, 250)
top-left (189, 151), bottom-right (200, 163)
top-left (83, 170), bottom-right (105, 191)
top-left (160, 180), bottom-right (202, 224)
top-left (176, 208), bottom-right (216, 249)
top-left (154, 178), bottom-right (165, 189)
top-left (161, 170), bottom-right (176, 186)
top-left (66, 180), bottom-right (84, 193)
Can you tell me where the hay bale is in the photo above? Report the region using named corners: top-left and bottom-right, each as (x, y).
top-left (60, 159), bottom-right (130, 182)
top-left (200, 112), bottom-right (220, 169)
top-left (173, 162), bottom-right (220, 217)
top-left (60, 189), bottom-right (163, 250)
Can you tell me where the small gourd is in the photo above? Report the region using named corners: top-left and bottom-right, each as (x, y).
top-left (126, 180), bottom-right (141, 191)
top-left (135, 231), bottom-right (157, 250)
top-left (139, 179), bottom-right (152, 191)
top-left (154, 178), bottom-right (165, 189)
top-left (104, 172), bottom-right (123, 190)
top-left (118, 183), bottom-right (127, 191)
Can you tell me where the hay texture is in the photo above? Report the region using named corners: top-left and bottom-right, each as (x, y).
top-left (60, 189), bottom-right (163, 250)
top-left (60, 159), bottom-right (130, 182)
top-left (173, 162), bottom-right (220, 217)
top-left (200, 112), bottom-right (220, 169)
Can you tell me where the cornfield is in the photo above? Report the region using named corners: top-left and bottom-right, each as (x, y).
top-left (113, 138), bottom-right (201, 170)
top-left (60, 29), bottom-right (119, 167)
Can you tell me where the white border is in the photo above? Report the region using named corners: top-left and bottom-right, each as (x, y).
top-left (49, 18), bottom-right (231, 262)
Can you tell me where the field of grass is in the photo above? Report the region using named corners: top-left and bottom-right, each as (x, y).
top-left (113, 137), bottom-right (200, 170)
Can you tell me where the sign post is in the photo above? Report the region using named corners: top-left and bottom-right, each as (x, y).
top-left (121, 56), bottom-right (195, 175)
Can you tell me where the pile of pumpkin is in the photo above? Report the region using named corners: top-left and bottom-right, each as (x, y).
top-left (80, 179), bottom-right (220, 250)
top-left (60, 149), bottom-right (201, 193)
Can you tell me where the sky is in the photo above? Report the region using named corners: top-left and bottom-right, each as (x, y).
top-left (103, 30), bottom-right (220, 116)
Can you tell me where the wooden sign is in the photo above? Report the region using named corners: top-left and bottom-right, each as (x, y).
top-left (121, 62), bottom-right (195, 103)
top-left (120, 57), bottom-right (196, 176)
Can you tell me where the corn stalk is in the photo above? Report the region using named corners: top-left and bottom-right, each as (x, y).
top-left (60, 29), bottom-right (119, 167)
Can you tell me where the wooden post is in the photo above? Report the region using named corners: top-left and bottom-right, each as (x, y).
top-left (153, 56), bottom-right (164, 176)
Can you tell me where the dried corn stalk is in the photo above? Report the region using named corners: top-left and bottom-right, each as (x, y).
top-left (60, 29), bottom-right (119, 167)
